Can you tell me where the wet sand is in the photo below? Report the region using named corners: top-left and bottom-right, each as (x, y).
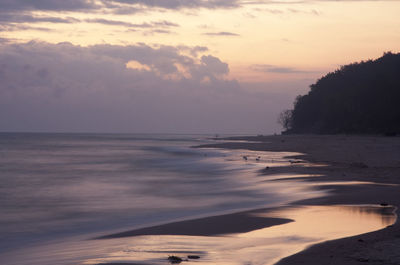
top-left (200, 134), bottom-right (400, 265)
top-left (98, 208), bottom-right (292, 238)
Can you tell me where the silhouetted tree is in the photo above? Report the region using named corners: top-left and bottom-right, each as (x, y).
top-left (278, 109), bottom-right (293, 131)
top-left (282, 52), bottom-right (400, 134)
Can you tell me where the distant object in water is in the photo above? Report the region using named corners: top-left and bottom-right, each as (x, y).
top-left (256, 156), bottom-right (261, 161)
top-left (243, 156), bottom-right (248, 161)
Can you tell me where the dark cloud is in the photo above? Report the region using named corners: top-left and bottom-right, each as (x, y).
top-left (0, 1), bottom-right (93, 27)
top-left (0, 13), bottom-right (80, 24)
top-left (0, 41), bottom-right (292, 134)
top-left (0, 0), bottom-right (392, 20)
top-left (0, 11), bottom-right (179, 33)
top-left (0, 0), bottom-right (240, 17)
top-left (203, 31), bottom-right (240, 36)
top-left (250, 64), bottom-right (310, 74)
top-left (0, 0), bottom-right (98, 12)
top-left (0, 0), bottom-right (326, 28)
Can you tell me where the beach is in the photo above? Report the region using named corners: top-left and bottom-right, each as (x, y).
top-left (200, 134), bottom-right (400, 265)
top-left (1, 133), bottom-right (399, 265)
top-left (92, 134), bottom-right (400, 265)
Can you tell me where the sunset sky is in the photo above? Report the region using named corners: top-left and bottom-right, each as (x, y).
top-left (1, 0), bottom-right (399, 134)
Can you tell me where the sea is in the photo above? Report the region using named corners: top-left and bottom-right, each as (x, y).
top-left (0, 133), bottom-right (395, 265)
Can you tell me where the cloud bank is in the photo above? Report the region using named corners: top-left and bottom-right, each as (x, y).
top-left (0, 0), bottom-right (240, 31)
top-left (0, 0), bottom-right (240, 15)
top-left (0, 41), bottom-right (290, 133)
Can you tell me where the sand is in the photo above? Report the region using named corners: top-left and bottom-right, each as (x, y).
top-left (200, 134), bottom-right (400, 265)
top-left (99, 135), bottom-right (400, 265)
top-left (98, 208), bottom-right (292, 238)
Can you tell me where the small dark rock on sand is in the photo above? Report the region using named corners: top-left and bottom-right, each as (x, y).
top-left (187, 255), bottom-right (200, 259)
top-left (168, 256), bottom-right (183, 264)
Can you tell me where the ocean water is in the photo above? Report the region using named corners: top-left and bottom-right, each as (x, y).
top-left (0, 133), bottom-right (396, 265)
top-left (0, 133), bottom-right (307, 253)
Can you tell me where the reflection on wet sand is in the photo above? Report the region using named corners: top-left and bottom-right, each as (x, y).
top-left (83, 205), bottom-right (396, 265)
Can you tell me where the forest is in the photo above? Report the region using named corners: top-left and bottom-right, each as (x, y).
top-left (280, 52), bottom-right (400, 135)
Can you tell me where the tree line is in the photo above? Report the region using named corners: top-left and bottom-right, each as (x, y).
top-left (279, 52), bottom-right (400, 135)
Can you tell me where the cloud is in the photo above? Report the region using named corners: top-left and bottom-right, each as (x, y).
top-left (0, 38), bottom-right (11, 43)
top-left (0, 24), bottom-right (53, 32)
top-left (142, 29), bottom-right (175, 36)
top-left (287, 8), bottom-right (321, 15)
top-left (203, 31), bottom-right (240, 36)
top-left (0, 0), bottom-right (241, 16)
top-left (177, 45), bottom-right (209, 57)
top-left (0, 0), bottom-right (98, 12)
top-left (0, 1), bottom-right (236, 28)
top-left (0, 13), bottom-right (80, 24)
top-left (253, 7), bottom-right (284, 14)
top-left (0, 41), bottom-right (293, 134)
top-left (0, 10), bottom-right (179, 33)
top-left (194, 55), bottom-right (229, 79)
top-left (250, 64), bottom-right (310, 74)
top-left (0, 0), bottom-right (394, 19)
top-left (85, 19), bottom-right (179, 28)
top-left (152, 20), bottom-right (180, 27)
top-left (102, 0), bottom-right (241, 10)
top-left (85, 18), bottom-right (135, 27)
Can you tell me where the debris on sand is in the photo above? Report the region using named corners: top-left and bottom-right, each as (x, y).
top-left (168, 256), bottom-right (183, 264)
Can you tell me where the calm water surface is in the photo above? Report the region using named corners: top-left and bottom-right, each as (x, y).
top-left (0, 133), bottom-right (395, 265)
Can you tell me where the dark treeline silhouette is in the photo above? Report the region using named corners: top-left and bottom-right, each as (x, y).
top-left (280, 52), bottom-right (400, 134)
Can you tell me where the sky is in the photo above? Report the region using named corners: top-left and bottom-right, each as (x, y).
top-left (1, 0), bottom-right (399, 134)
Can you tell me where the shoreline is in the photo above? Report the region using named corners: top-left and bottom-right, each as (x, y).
top-left (201, 134), bottom-right (400, 265)
top-left (94, 134), bottom-right (400, 265)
